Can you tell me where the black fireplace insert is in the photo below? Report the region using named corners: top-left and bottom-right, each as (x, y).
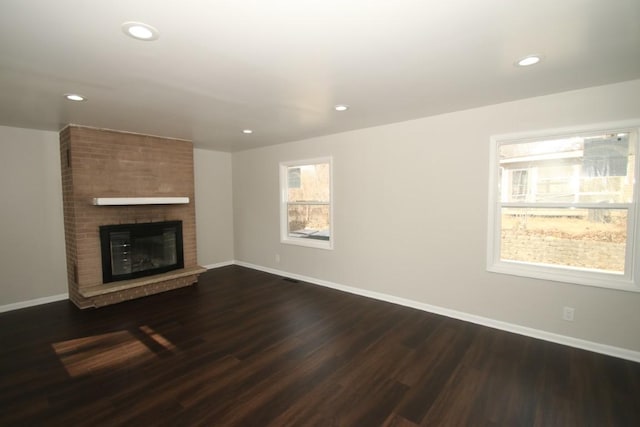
top-left (99, 221), bottom-right (184, 283)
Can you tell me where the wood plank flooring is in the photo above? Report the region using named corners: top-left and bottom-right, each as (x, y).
top-left (1, 265), bottom-right (639, 426)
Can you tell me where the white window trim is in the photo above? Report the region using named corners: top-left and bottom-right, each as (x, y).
top-left (279, 157), bottom-right (334, 250)
top-left (487, 120), bottom-right (640, 292)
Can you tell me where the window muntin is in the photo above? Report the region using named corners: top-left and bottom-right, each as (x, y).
top-left (280, 158), bottom-right (332, 249)
top-left (488, 124), bottom-right (640, 291)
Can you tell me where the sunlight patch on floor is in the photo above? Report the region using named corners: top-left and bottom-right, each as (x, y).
top-left (52, 326), bottom-right (176, 377)
top-left (139, 325), bottom-right (176, 352)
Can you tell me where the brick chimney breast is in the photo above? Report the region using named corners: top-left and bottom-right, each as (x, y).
top-left (59, 125), bottom-right (204, 308)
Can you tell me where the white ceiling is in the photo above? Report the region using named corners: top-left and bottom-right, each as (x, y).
top-left (1, 0), bottom-right (639, 152)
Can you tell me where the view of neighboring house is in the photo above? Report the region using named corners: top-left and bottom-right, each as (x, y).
top-left (497, 131), bottom-right (634, 273)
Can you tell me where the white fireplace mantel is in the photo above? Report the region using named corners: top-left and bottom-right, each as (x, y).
top-left (92, 197), bottom-right (190, 206)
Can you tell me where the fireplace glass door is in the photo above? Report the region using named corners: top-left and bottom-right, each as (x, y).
top-left (100, 221), bottom-right (184, 283)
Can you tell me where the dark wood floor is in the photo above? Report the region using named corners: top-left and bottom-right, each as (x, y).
top-left (1, 266), bottom-right (639, 426)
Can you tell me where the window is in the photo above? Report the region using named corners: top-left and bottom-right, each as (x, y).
top-left (487, 122), bottom-right (640, 291)
top-left (280, 158), bottom-right (333, 249)
top-left (510, 170), bottom-right (529, 201)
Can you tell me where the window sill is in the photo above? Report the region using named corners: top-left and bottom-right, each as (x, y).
top-left (281, 236), bottom-right (333, 250)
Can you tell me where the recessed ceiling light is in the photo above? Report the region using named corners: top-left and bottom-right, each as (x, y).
top-left (64, 93), bottom-right (86, 102)
top-left (516, 55), bottom-right (542, 67)
top-left (334, 104), bottom-right (349, 111)
top-left (121, 22), bottom-right (159, 41)
top-left (242, 129), bottom-right (253, 134)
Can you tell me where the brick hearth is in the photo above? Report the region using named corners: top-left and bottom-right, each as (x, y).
top-left (60, 125), bottom-right (204, 309)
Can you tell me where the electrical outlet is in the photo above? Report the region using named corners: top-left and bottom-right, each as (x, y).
top-left (275, 254), bottom-right (280, 264)
top-left (563, 306), bottom-right (575, 322)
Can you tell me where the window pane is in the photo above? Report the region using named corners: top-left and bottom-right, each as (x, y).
top-left (288, 163), bottom-right (330, 203)
top-left (288, 167), bottom-right (301, 188)
top-left (287, 204), bottom-right (330, 240)
top-left (499, 133), bottom-right (634, 203)
top-left (500, 208), bottom-right (627, 273)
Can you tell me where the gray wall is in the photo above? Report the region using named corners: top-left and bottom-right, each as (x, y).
top-left (194, 148), bottom-right (235, 266)
top-left (232, 79), bottom-right (640, 352)
top-left (0, 126), bottom-right (67, 305)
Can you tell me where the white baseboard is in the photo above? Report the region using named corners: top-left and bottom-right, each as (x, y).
top-left (0, 293), bottom-right (69, 314)
top-left (233, 260), bottom-right (640, 363)
top-left (201, 260), bottom-right (235, 270)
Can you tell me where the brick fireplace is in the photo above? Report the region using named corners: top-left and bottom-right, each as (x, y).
top-left (60, 125), bottom-right (205, 308)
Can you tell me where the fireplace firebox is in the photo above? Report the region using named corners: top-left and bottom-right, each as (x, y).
top-left (99, 221), bottom-right (184, 283)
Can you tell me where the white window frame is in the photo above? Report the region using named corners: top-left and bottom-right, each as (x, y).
top-left (280, 157), bottom-right (333, 250)
top-left (487, 120), bottom-right (640, 292)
